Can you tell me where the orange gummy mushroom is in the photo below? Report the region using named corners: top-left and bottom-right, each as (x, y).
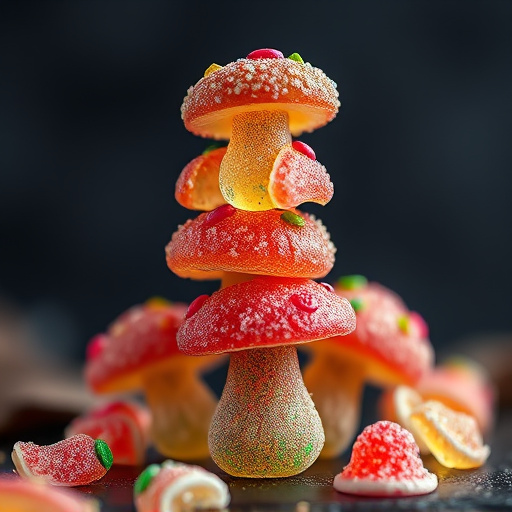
top-left (84, 299), bottom-right (220, 460)
top-left (303, 276), bottom-right (434, 458)
top-left (181, 50), bottom-right (339, 211)
top-left (178, 277), bottom-right (355, 477)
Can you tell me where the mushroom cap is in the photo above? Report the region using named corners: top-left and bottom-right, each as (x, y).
top-left (166, 207), bottom-right (335, 280)
top-left (178, 277), bottom-right (355, 356)
top-left (85, 299), bottom-right (197, 394)
top-left (315, 279), bottom-right (434, 386)
top-left (181, 57), bottom-right (340, 139)
top-left (333, 421), bottom-right (438, 497)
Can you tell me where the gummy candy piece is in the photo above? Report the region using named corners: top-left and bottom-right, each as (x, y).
top-left (203, 63), bottom-right (222, 77)
top-left (292, 140), bottom-right (316, 160)
top-left (175, 147), bottom-right (226, 211)
top-left (268, 144), bottom-right (333, 209)
top-left (337, 274), bottom-right (368, 290)
top-left (135, 460), bottom-right (230, 512)
top-left (0, 475), bottom-right (98, 512)
top-left (247, 48), bottom-right (284, 59)
top-left (333, 421), bottom-right (438, 496)
top-left (65, 401), bottom-right (151, 466)
top-left (410, 400), bottom-right (490, 469)
top-left (288, 52), bottom-right (304, 63)
top-left (166, 208), bottom-right (336, 280)
top-left (12, 434), bottom-right (112, 486)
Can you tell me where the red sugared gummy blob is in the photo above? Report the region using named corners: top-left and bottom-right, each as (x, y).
top-left (246, 48), bottom-right (284, 59)
top-left (292, 141), bottom-right (316, 160)
top-left (205, 204), bottom-right (236, 227)
top-left (86, 334), bottom-right (106, 360)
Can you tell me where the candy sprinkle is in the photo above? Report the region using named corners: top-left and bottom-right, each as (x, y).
top-left (202, 141), bottom-right (228, 155)
top-left (280, 211), bottom-right (305, 227)
top-left (205, 203), bottom-right (236, 226)
top-left (134, 464), bottom-right (161, 495)
top-left (337, 274), bottom-right (367, 290)
top-left (204, 63), bottom-right (222, 77)
top-left (349, 297), bottom-right (364, 312)
top-left (288, 52), bottom-right (304, 63)
top-left (247, 48), bottom-right (284, 59)
top-left (186, 294), bottom-right (210, 319)
top-left (397, 315), bottom-right (410, 334)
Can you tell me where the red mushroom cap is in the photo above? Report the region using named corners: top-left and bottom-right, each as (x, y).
top-left (166, 207), bottom-right (335, 280)
top-left (85, 300), bottom-right (189, 394)
top-left (177, 277), bottom-right (356, 355)
top-left (322, 278), bottom-right (434, 386)
top-left (181, 56), bottom-right (340, 139)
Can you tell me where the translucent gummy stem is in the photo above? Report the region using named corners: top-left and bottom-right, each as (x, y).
top-left (219, 110), bottom-right (291, 211)
top-left (209, 345), bottom-right (324, 478)
top-left (143, 367), bottom-right (217, 460)
top-left (303, 352), bottom-right (365, 458)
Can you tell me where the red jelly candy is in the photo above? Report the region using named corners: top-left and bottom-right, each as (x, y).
top-left (205, 204), bottom-right (236, 227)
top-left (12, 434), bottom-right (113, 486)
top-left (186, 294), bottom-right (210, 319)
top-left (292, 141), bottom-right (316, 160)
top-left (246, 48), bottom-right (284, 59)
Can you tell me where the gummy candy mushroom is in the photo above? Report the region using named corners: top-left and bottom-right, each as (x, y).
top-left (178, 276), bottom-right (356, 478)
top-left (303, 276), bottom-right (434, 458)
top-left (333, 421), bottom-right (438, 497)
top-left (181, 48), bottom-right (338, 211)
top-left (85, 299), bottom-right (220, 460)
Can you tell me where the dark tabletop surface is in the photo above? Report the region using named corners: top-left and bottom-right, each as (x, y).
top-left (1, 410), bottom-right (511, 511)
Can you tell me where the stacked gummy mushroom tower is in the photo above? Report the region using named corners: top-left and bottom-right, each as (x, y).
top-left (166, 48), bottom-right (356, 478)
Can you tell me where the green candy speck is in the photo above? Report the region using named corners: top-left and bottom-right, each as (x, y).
top-left (202, 141), bottom-right (228, 155)
top-left (349, 297), bottom-right (364, 312)
top-left (94, 439), bottom-right (113, 471)
top-left (288, 52), bottom-right (304, 63)
top-left (397, 315), bottom-right (410, 334)
top-left (280, 211), bottom-right (305, 227)
top-left (338, 274), bottom-right (367, 290)
top-left (134, 464), bottom-right (161, 496)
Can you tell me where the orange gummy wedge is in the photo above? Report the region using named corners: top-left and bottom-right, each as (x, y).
top-left (410, 400), bottom-right (490, 469)
top-left (268, 145), bottom-right (334, 209)
top-left (175, 147), bottom-right (226, 211)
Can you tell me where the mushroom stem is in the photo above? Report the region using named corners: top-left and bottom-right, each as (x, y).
top-left (220, 271), bottom-right (256, 289)
top-left (143, 366), bottom-right (217, 460)
top-left (303, 351), bottom-right (365, 458)
top-left (209, 345), bottom-right (324, 477)
top-left (219, 110), bottom-right (291, 211)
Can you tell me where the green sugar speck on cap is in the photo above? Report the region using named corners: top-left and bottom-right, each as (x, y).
top-left (94, 439), bottom-right (113, 471)
top-left (280, 211), bottom-right (305, 227)
top-left (288, 52), bottom-right (304, 63)
top-left (134, 464), bottom-right (161, 496)
top-left (338, 274), bottom-right (367, 290)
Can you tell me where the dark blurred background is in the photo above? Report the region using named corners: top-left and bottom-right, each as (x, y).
top-left (1, 0), bottom-right (511, 365)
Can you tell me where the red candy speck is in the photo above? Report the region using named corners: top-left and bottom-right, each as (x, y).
top-left (205, 204), bottom-right (236, 226)
top-left (246, 48), bottom-right (284, 60)
top-left (319, 282), bottom-right (335, 293)
top-left (409, 311), bottom-right (429, 338)
top-left (290, 293), bottom-right (319, 313)
top-left (86, 334), bottom-right (106, 360)
top-left (186, 294), bottom-right (210, 319)
top-left (292, 141), bottom-right (316, 160)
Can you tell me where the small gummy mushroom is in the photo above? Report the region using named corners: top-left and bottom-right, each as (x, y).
top-left (303, 276), bottom-right (434, 458)
top-left (178, 276), bottom-right (355, 478)
top-left (134, 460), bottom-right (230, 512)
top-left (84, 299), bottom-right (221, 460)
top-left (0, 475), bottom-right (98, 512)
top-left (333, 421), bottom-right (438, 497)
top-left (12, 434), bottom-right (112, 486)
top-left (181, 48), bottom-right (340, 211)
top-left (65, 400), bottom-right (151, 466)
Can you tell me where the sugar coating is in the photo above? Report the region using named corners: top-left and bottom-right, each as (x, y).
top-left (84, 302), bottom-right (188, 393)
top-left (269, 144), bottom-right (334, 209)
top-left (181, 58), bottom-right (340, 139)
top-left (209, 346), bottom-right (324, 477)
top-left (177, 277), bottom-right (356, 355)
top-left (135, 460), bottom-right (230, 512)
top-left (65, 401), bottom-right (150, 466)
top-left (333, 421), bottom-right (437, 496)
top-left (333, 282), bottom-right (434, 384)
top-left (166, 208), bottom-right (336, 280)
top-left (13, 434), bottom-right (107, 486)
top-left (410, 400), bottom-right (490, 469)
top-left (175, 147), bottom-right (226, 211)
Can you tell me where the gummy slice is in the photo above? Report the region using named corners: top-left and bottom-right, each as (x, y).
top-left (410, 400), bottom-right (490, 469)
top-left (333, 421), bottom-right (437, 497)
top-left (269, 144), bottom-right (333, 209)
top-left (12, 434), bottom-right (112, 486)
top-left (134, 459), bottom-right (230, 512)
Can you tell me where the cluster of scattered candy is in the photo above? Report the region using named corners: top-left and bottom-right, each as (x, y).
top-left (4, 48), bottom-right (495, 508)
